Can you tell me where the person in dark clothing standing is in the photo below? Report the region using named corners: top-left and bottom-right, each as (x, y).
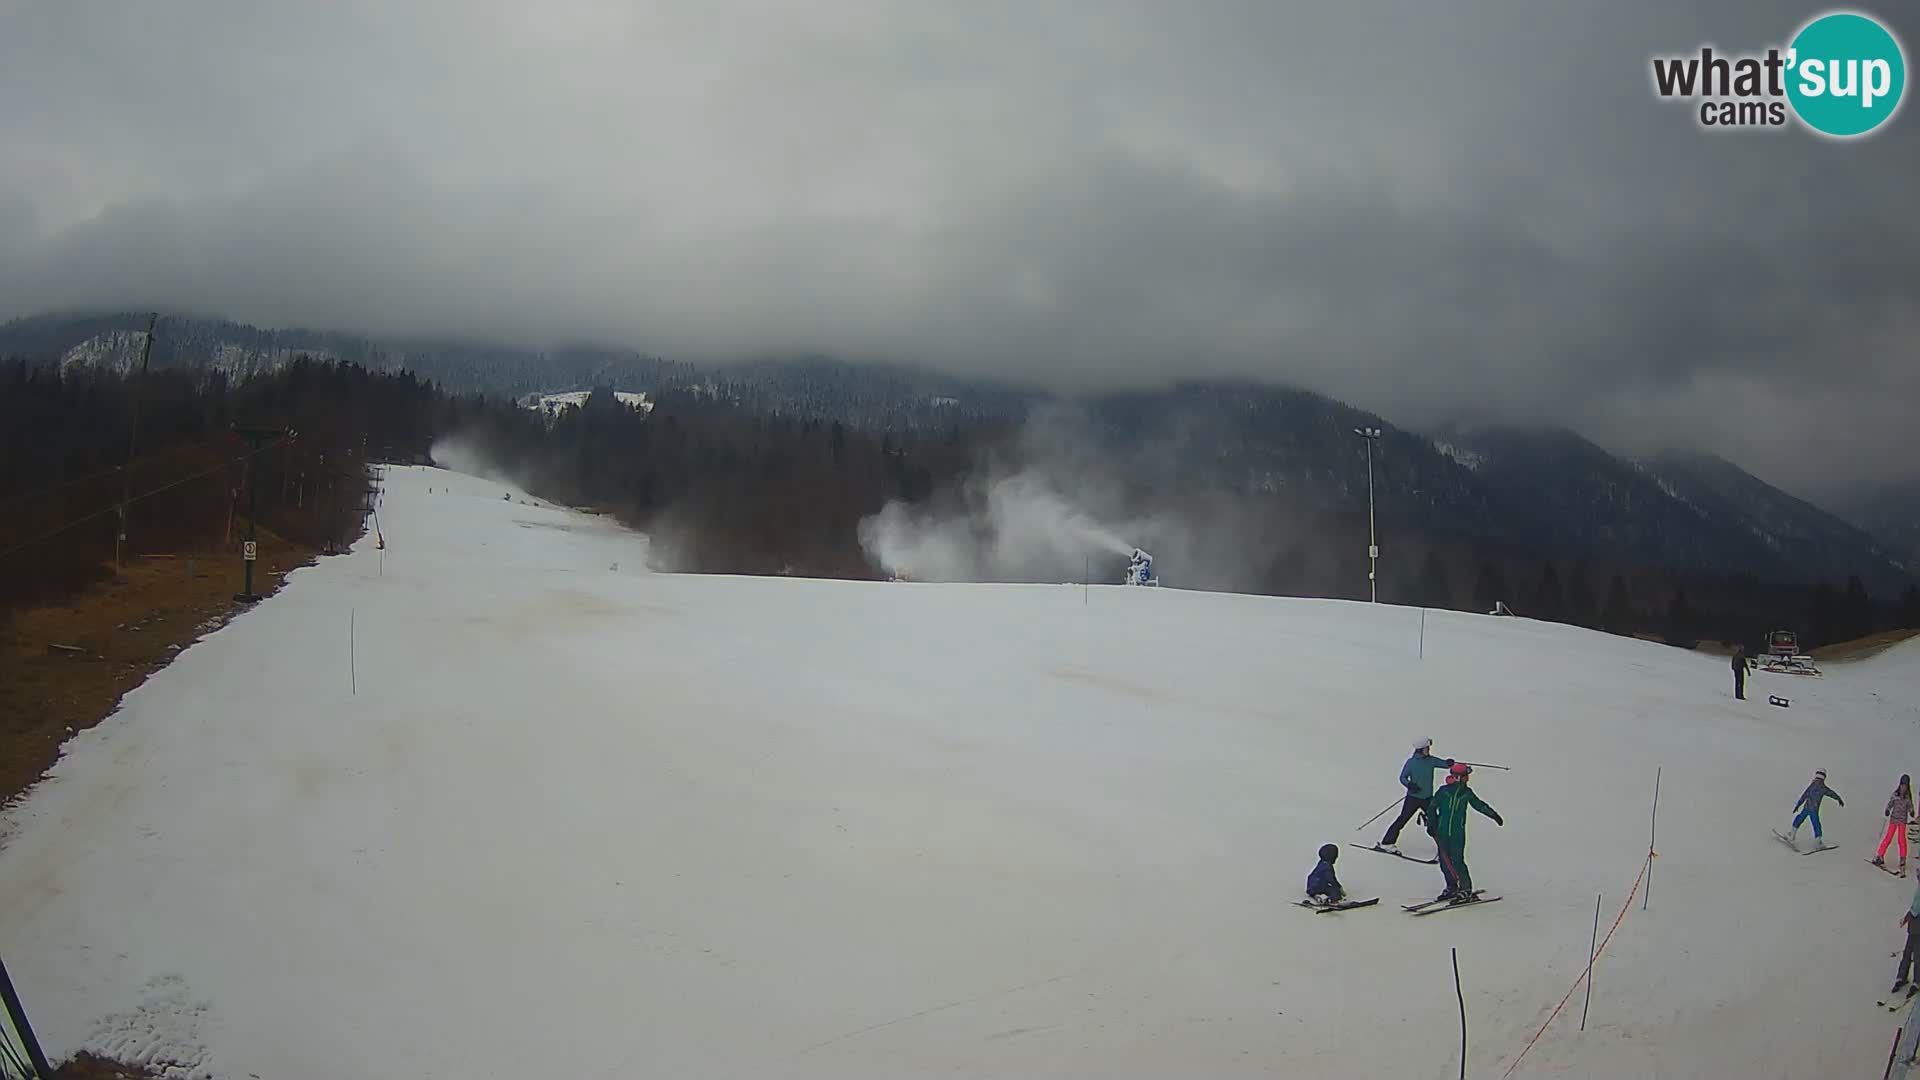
top-left (1895, 865), bottom-right (1920, 996)
top-left (1732, 644), bottom-right (1748, 699)
top-left (1376, 738), bottom-right (1456, 855)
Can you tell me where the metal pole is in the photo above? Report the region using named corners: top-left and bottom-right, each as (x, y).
top-left (1420, 607), bottom-right (1427, 659)
top-left (1644, 766), bottom-right (1662, 912)
top-left (1580, 892), bottom-right (1601, 1030)
top-left (0, 954), bottom-right (53, 1078)
top-left (1366, 437), bottom-right (1377, 603)
top-left (1357, 795), bottom-right (1403, 832)
top-left (1452, 947), bottom-right (1467, 1080)
top-left (244, 451), bottom-right (259, 599)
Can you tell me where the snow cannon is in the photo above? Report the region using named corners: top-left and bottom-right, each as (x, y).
top-left (1124, 548), bottom-right (1158, 587)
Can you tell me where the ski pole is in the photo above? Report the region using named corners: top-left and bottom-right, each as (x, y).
top-left (1458, 761), bottom-right (1510, 771)
top-left (1356, 796), bottom-right (1403, 832)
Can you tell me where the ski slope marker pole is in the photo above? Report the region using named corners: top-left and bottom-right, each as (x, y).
top-left (1356, 796), bottom-right (1402, 832)
top-left (1452, 947), bottom-right (1467, 1080)
top-left (1644, 765), bottom-right (1661, 912)
top-left (1580, 892), bottom-right (1600, 1031)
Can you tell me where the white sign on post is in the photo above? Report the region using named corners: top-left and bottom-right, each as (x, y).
top-left (243, 541), bottom-right (258, 562)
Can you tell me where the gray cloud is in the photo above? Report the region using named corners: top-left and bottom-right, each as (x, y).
top-left (2, 0), bottom-right (1915, 502)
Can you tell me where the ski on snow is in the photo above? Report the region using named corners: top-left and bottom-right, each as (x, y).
top-left (1297, 898), bottom-right (1381, 913)
top-left (1411, 895), bottom-right (1502, 916)
top-left (1349, 843), bottom-right (1439, 865)
top-left (1773, 830), bottom-right (1835, 855)
top-left (1878, 987), bottom-right (1919, 1011)
top-left (1867, 859), bottom-right (1906, 877)
top-left (1402, 890), bottom-right (1486, 913)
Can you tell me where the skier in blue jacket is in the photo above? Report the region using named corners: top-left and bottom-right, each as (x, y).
top-left (1376, 738), bottom-right (1456, 854)
top-left (1306, 843), bottom-right (1346, 906)
top-left (1788, 768), bottom-right (1843, 846)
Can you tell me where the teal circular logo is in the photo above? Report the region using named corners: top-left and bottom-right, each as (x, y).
top-left (1787, 12), bottom-right (1906, 137)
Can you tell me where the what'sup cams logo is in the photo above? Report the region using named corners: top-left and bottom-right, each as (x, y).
top-left (1651, 10), bottom-right (1906, 137)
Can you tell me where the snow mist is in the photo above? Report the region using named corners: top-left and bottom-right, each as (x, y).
top-left (857, 403), bottom-right (1287, 590)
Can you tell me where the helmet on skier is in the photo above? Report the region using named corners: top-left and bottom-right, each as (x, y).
top-left (1449, 762), bottom-right (1473, 779)
top-left (1815, 768), bottom-right (1828, 780)
top-left (1415, 737), bottom-right (1434, 752)
top-left (1319, 843), bottom-right (1339, 862)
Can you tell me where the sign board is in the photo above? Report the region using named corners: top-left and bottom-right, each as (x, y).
top-left (243, 541), bottom-right (258, 562)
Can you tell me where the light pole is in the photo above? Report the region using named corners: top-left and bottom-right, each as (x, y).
top-left (1354, 426), bottom-right (1382, 602)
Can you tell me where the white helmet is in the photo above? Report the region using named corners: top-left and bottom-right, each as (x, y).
top-left (1415, 737), bottom-right (1434, 752)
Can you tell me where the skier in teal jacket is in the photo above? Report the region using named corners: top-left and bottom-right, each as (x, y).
top-left (1377, 738), bottom-right (1455, 853)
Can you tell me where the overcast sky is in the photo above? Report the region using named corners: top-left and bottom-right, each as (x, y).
top-left (1, 1), bottom-right (1914, 502)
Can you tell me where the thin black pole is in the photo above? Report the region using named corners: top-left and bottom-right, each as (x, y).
top-left (1357, 795), bottom-right (1402, 832)
top-left (1644, 766), bottom-right (1662, 912)
top-left (1452, 947), bottom-right (1467, 1080)
top-left (350, 608), bottom-right (357, 696)
top-left (1580, 892), bottom-right (1601, 1031)
top-left (1457, 761), bottom-right (1511, 772)
top-left (1420, 608), bottom-right (1427, 659)
top-left (0, 954), bottom-right (53, 1078)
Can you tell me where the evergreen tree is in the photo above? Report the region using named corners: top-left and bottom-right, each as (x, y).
top-left (1473, 562), bottom-right (1510, 614)
top-left (1667, 584), bottom-right (1695, 644)
top-left (1533, 563), bottom-right (1567, 623)
top-left (1565, 565), bottom-right (1598, 628)
top-left (1601, 575), bottom-right (1637, 635)
top-left (1418, 550), bottom-right (1452, 610)
top-left (1843, 575), bottom-right (1875, 641)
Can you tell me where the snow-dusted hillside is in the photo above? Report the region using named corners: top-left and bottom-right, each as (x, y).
top-left (57, 330), bottom-right (334, 379)
top-left (517, 389), bottom-right (653, 419)
top-left (2, 465), bottom-right (1918, 1078)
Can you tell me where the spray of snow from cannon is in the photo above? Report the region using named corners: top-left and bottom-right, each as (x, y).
top-left (857, 403), bottom-right (1287, 589)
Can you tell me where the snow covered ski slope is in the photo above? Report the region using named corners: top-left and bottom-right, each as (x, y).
top-left (3, 464), bottom-right (1919, 1078)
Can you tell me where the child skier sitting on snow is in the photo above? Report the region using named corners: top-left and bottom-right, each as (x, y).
top-left (1789, 768), bottom-right (1844, 847)
top-left (1306, 843), bottom-right (1345, 906)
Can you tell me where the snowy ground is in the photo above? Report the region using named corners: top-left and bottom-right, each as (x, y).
top-left (3, 464), bottom-right (1919, 1079)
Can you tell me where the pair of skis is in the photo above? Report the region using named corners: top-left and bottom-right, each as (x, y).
top-left (1772, 829), bottom-right (1835, 855)
top-left (1879, 985), bottom-right (1919, 1011)
top-left (1868, 859), bottom-right (1908, 878)
top-left (1297, 898), bottom-right (1381, 913)
top-left (1403, 889), bottom-right (1502, 916)
top-left (1349, 842), bottom-right (1438, 865)
top-left (1296, 893), bottom-right (1500, 916)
